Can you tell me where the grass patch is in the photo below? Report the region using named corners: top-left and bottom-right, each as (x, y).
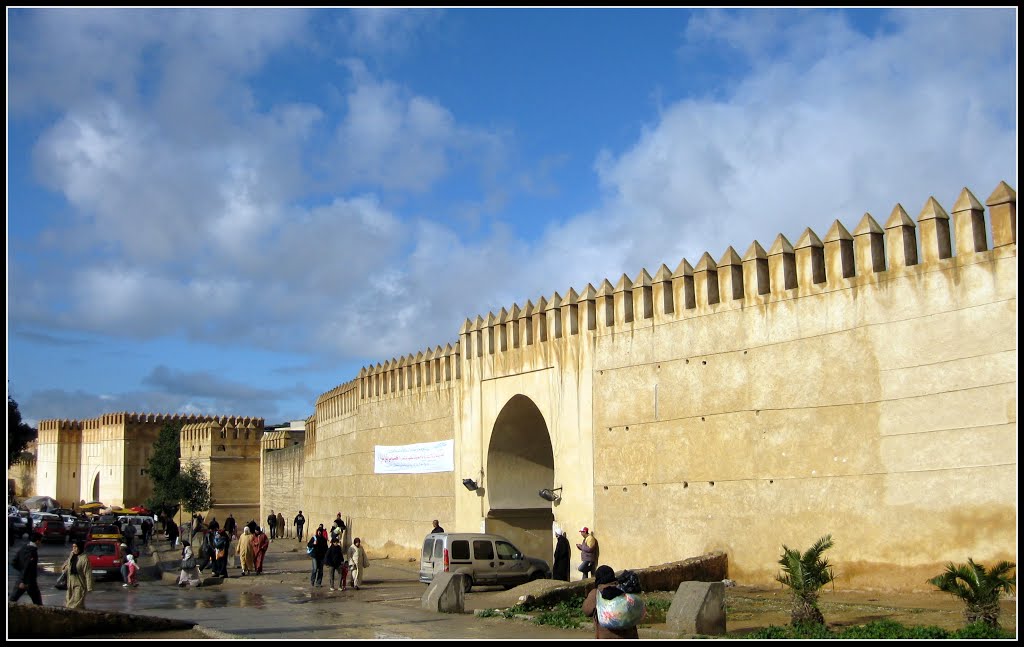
top-left (742, 619), bottom-right (1014, 639)
top-left (531, 596), bottom-right (588, 630)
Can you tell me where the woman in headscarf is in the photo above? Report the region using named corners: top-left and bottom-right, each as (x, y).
top-left (277, 512), bottom-right (287, 539)
top-left (236, 525), bottom-right (255, 575)
top-left (62, 540), bottom-right (94, 608)
top-left (178, 539), bottom-right (202, 588)
top-left (582, 565), bottom-right (640, 639)
top-left (346, 537), bottom-right (370, 590)
top-left (251, 527), bottom-right (270, 575)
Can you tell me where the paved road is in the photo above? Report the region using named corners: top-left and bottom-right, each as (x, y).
top-left (8, 536), bottom-right (590, 639)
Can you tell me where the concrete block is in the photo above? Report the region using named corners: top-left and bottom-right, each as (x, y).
top-left (421, 573), bottom-right (466, 613)
top-left (666, 581), bottom-right (726, 636)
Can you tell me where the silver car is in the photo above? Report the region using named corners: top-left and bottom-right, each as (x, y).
top-left (419, 532), bottom-right (551, 592)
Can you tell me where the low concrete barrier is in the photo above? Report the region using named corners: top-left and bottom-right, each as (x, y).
top-left (521, 551), bottom-right (729, 607)
top-left (8, 603), bottom-right (196, 638)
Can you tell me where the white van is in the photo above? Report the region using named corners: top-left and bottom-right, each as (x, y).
top-left (419, 532), bottom-right (551, 592)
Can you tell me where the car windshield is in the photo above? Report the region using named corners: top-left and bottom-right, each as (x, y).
top-left (86, 543), bottom-right (115, 556)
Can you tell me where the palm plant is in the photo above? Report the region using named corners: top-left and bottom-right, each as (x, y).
top-left (775, 534), bottom-right (836, 626)
top-left (928, 559), bottom-right (1016, 628)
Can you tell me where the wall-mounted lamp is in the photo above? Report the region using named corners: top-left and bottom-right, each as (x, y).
top-left (538, 487), bottom-right (562, 503)
top-left (462, 478), bottom-right (479, 491)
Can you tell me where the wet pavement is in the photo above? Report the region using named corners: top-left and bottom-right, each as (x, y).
top-left (8, 536), bottom-right (592, 639)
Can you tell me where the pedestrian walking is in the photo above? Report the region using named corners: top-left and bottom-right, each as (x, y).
top-left (346, 537), bottom-right (370, 590)
top-left (236, 526), bottom-right (255, 575)
top-left (325, 536), bottom-right (348, 591)
top-left (294, 511), bottom-right (306, 541)
top-left (178, 539), bottom-right (201, 588)
top-left (252, 527), bottom-right (269, 575)
top-left (308, 532), bottom-right (328, 587)
top-left (277, 512), bottom-right (287, 539)
top-left (62, 539), bottom-right (94, 608)
top-left (123, 553), bottom-right (139, 588)
top-left (267, 510), bottom-right (278, 540)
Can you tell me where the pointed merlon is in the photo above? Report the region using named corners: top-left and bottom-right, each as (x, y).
top-left (795, 228), bottom-right (823, 249)
top-left (614, 274), bottom-right (633, 293)
top-left (578, 284), bottom-right (597, 300)
top-left (672, 258), bottom-right (694, 278)
top-left (633, 268), bottom-right (653, 286)
top-left (917, 196), bottom-right (950, 222)
top-left (545, 292), bottom-right (562, 310)
top-left (952, 187), bottom-right (984, 213)
top-left (653, 264), bottom-right (673, 282)
top-left (885, 204), bottom-right (915, 229)
top-left (824, 220), bottom-right (853, 243)
top-left (986, 180), bottom-right (1016, 206)
top-left (596, 279), bottom-right (615, 298)
top-left (695, 252), bottom-right (717, 272)
top-left (742, 241), bottom-right (767, 262)
top-left (768, 234), bottom-right (794, 256)
top-left (854, 214), bottom-right (883, 235)
top-left (718, 247), bottom-right (742, 267)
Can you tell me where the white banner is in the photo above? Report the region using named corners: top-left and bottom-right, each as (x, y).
top-left (374, 439), bottom-right (454, 474)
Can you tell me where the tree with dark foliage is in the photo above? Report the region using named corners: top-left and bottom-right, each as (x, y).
top-left (8, 395), bottom-right (37, 467)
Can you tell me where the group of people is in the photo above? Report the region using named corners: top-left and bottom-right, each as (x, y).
top-left (176, 513), bottom-right (272, 587)
top-left (305, 513), bottom-right (369, 591)
top-left (551, 524), bottom-right (599, 582)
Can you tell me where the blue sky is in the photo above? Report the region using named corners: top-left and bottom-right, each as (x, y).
top-left (6, 8), bottom-right (1017, 427)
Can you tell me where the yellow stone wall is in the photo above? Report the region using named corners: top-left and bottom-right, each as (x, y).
top-left (291, 181), bottom-right (1016, 592)
top-left (260, 430), bottom-right (305, 536)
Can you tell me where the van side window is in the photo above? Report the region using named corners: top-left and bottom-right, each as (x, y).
top-left (451, 540), bottom-right (470, 560)
top-left (496, 541), bottom-right (519, 560)
top-left (433, 539), bottom-right (444, 559)
top-left (473, 540), bottom-right (494, 560)
top-left (422, 538), bottom-right (434, 560)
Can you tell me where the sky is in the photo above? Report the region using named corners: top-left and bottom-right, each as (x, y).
top-left (6, 7), bottom-right (1018, 428)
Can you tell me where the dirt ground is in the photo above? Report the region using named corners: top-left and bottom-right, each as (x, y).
top-left (674, 585), bottom-right (1016, 637)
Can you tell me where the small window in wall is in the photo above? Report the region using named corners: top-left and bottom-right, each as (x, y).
top-left (219, 445), bottom-right (226, 452)
top-left (140, 469), bottom-right (147, 476)
top-left (72, 472), bottom-right (76, 478)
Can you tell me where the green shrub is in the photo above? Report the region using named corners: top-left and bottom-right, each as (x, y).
top-left (951, 621), bottom-right (1016, 639)
top-left (836, 620), bottom-right (949, 639)
top-left (639, 595), bottom-right (673, 625)
top-left (532, 598), bottom-right (588, 630)
top-left (741, 619), bottom-right (1015, 640)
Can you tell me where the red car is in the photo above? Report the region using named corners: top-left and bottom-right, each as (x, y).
top-left (30, 512), bottom-right (67, 543)
top-left (83, 539), bottom-right (133, 580)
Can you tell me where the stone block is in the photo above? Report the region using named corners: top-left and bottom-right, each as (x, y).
top-left (421, 572), bottom-right (466, 613)
top-left (666, 581), bottom-right (726, 636)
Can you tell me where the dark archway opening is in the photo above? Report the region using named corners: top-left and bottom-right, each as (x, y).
top-left (485, 394), bottom-right (555, 567)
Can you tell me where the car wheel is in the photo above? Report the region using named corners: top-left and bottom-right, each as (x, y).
top-left (528, 571), bottom-right (544, 582)
top-left (463, 575), bottom-right (473, 593)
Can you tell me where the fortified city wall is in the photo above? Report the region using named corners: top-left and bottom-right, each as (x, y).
top-left (282, 180), bottom-right (1015, 592)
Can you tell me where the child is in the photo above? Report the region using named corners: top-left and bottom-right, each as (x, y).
top-left (124, 553), bottom-right (139, 588)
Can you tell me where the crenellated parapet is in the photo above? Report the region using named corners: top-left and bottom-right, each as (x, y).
top-left (456, 181), bottom-right (1016, 362)
top-left (315, 378), bottom-right (360, 422)
top-left (180, 416), bottom-right (266, 460)
top-left (352, 341), bottom-right (461, 402)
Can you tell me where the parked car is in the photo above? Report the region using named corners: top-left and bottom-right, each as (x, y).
top-left (68, 518), bottom-right (92, 542)
top-left (83, 539), bottom-right (136, 581)
top-left (29, 512), bottom-right (67, 543)
top-left (88, 523), bottom-right (122, 541)
top-left (419, 532), bottom-right (551, 592)
top-left (8, 509), bottom-right (30, 538)
top-left (117, 515), bottom-right (149, 538)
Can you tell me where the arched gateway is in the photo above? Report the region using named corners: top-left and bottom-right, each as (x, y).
top-left (484, 395), bottom-right (555, 563)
